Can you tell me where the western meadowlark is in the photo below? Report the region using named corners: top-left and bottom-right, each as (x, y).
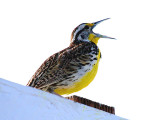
top-left (27, 18), bottom-right (115, 95)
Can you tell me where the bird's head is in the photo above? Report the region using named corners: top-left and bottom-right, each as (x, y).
top-left (71, 18), bottom-right (115, 45)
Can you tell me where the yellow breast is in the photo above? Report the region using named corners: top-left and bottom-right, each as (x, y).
top-left (54, 50), bottom-right (101, 95)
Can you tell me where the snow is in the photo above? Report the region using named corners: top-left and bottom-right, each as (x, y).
top-left (0, 78), bottom-right (127, 120)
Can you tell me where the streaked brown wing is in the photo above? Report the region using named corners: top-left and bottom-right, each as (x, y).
top-left (27, 42), bottom-right (98, 90)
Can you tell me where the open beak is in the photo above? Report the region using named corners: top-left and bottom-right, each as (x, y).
top-left (91, 18), bottom-right (116, 39)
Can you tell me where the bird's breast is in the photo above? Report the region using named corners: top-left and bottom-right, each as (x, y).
top-left (54, 48), bottom-right (101, 95)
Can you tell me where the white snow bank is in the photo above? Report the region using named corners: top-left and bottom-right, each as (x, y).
top-left (0, 78), bottom-right (127, 120)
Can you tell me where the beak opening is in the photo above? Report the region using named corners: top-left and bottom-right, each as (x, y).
top-left (91, 18), bottom-right (116, 40)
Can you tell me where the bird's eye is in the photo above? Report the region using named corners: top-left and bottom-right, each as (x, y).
top-left (84, 26), bottom-right (89, 29)
top-left (81, 35), bottom-right (85, 39)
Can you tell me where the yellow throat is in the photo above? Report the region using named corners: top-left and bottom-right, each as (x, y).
top-left (88, 33), bottom-right (100, 45)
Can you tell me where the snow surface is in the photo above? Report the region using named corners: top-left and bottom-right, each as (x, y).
top-left (0, 78), bottom-right (127, 120)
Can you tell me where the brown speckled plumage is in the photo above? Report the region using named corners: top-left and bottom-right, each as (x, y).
top-left (27, 42), bottom-right (99, 93)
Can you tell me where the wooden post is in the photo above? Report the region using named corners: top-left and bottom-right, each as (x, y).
top-left (66, 95), bottom-right (115, 114)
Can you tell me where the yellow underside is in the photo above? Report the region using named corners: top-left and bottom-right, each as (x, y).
top-left (54, 50), bottom-right (101, 95)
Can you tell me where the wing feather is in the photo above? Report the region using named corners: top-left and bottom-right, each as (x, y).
top-left (27, 42), bottom-right (98, 90)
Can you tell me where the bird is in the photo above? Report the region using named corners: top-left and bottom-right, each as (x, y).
top-left (27, 18), bottom-right (115, 95)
